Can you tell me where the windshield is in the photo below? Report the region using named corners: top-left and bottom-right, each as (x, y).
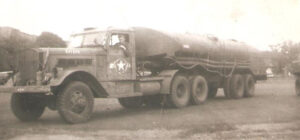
top-left (68, 32), bottom-right (107, 48)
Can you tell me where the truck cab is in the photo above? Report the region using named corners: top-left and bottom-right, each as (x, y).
top-left (2, 27), bottom-right (166, 124)
top-left (68, 28), bottom-right (136, 81)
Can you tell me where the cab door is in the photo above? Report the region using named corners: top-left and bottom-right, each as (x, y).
top-left (106, 32), bottom-right (136, 81)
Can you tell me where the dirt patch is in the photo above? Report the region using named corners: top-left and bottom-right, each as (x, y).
top-left (1, 78), bottom-right (300, 139)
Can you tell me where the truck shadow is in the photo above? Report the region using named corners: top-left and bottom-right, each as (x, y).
top-left (9, 95), bottom-right (244, 126)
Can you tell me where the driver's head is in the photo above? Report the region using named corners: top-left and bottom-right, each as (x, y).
top-left (118, 34), bottom-right (126, 43)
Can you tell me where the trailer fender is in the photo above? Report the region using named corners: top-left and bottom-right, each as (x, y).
top-left (158, 70), bottom-right (179, 94)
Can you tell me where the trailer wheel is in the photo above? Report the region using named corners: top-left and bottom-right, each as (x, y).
top-left (295, 77), bottom-right (300, 96)
top-left (118, 96), bottom-right (143, 108)
top-left (57, 81), bottom-right (94, 124)
top-left (229, 74), bottom-right (244, 99)
top-left (11, 93), bottom-right (45, 121)
top-left (207, 84), bottom-right (218, 98)
top-left (244, 74), bottom-right (255, 97)
top-left (168, 75), bottom-right (190, 108)
top-left (223, 77), bottom-right (231, 98)
top-left (190, 75), bottom-right (208, 104)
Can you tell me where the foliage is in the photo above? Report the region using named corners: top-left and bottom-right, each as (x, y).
top-left (0, 34), bottom-right (37, 71)
top-left (0, 29), bottom-right (66, 71)
top-left (36, 32), bottom-right (66, 48)
top-left (269, 41), bottom-right (300, 74)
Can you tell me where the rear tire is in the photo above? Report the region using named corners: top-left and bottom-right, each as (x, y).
top-left (190, 75), bottom-right (208, 104)
top-left (57, 81), bottom-right (94, 124)
top-left (11, 93), bottom-right (45, 121)
top-left (118, 96), bottom-right (143, 108)
top-left (168, 74), bottom-right (190, 108)
top-left (244, 74), bottom-right (255, 97)
top-left (295, 77), bottom-right (300, 96)
top-left (223, 77), bottom-right (231, 98)
top-left (229, 74), bottom-right (244, 99)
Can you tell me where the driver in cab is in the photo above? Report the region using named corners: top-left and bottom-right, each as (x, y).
top-left (114, 34), bottom-right (130, 56)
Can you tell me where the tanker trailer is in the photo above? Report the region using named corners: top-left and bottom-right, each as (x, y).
top-left (0, 27), bottom-right (267, 124)
top-left (133, 27), bottom-right (266, 98)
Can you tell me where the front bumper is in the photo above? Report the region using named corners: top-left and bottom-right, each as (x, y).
top-left (0, 86), bottom-right (51, 93)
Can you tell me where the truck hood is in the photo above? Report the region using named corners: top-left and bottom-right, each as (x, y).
top-left (38, 47), bottom-right (107, 55)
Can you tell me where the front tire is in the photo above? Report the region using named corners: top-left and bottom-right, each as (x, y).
top-left (11, 93), bottom-right (46, 121)
top-left (190, 75), bottom-right (208, 104)
top-left (57, 81), bottom-right (94, 124)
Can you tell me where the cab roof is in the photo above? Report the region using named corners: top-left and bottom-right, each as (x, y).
top-left (71, 27), bottom-right (134, 36)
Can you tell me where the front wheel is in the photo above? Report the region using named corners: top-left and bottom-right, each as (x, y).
top-left (57, 81), bottom-right (94, 124)
top-left (11, 93), bottom-right (46, 121)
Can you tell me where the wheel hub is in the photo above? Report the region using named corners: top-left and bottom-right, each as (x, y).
top-left (176, 84), bottom-right (186, 98)
top-left (70, 91), bottom-right (87, 114)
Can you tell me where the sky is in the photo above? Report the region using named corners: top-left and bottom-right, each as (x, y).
top-left (0, 0), bottom-right (300, 51)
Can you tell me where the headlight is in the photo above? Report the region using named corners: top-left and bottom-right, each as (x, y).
top-left (43, 73), bottom-right (53, 84)
top-left (52, 67), bottom-right (63, 78)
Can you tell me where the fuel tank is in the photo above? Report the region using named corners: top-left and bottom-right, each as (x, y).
top-left (133, 27), bottom-right (257, 62)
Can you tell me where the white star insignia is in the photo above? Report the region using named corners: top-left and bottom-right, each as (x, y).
top-left (117, 60), bottom-right (126, 71)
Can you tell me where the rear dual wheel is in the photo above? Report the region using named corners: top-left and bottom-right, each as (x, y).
top-left (223, 74), bottom-right (255, 99)
top-left (167, 74), bottom-right (208, 108)
top-left (223, 77), bottom-right (231, 98)
top-left (167, 75), bottom-right (191, 108)
top-left (229, 74), bottom-right (244, 99)
top-left (190, 76), bottom-right (208, 104)
top-left (244, 74), bottom-right (255, 97)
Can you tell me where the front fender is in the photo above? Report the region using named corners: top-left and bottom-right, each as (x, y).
top-left (49, 69), bottom-right (92, 87)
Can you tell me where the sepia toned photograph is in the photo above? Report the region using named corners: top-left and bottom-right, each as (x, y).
top-left (0, 0), bottom-right (299, 139)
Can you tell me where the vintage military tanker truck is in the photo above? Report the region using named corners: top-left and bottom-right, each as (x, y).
top-left (0, 27), bottom-right (266, 123)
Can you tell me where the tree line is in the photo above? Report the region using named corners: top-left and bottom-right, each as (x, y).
top-left (0, 31), bottom-right (66, 71)
top-left (268, 41), bottom-right (300, 75)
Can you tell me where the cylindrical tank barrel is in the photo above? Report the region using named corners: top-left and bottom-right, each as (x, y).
top-left (133, 27), bottom-right (257, 62)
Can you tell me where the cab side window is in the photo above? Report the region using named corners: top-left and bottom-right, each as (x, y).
top-left (109, 34), bottom-right (129, 46)
top-left (109, 33), bottom-right (130, 56)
